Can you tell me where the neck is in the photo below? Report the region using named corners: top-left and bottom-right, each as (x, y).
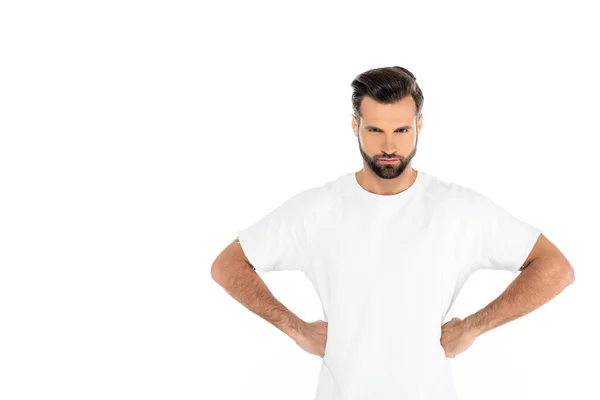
top-left (356, 167), bottom-right (418, 196)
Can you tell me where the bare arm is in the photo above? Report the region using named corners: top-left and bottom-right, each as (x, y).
top-left (464, 233), bottom-right (575, 337)
top-left (211, 237), bottom-right (306, 340)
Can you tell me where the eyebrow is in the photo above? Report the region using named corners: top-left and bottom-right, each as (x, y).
top-left (364, 125), bottom-right (412, 131)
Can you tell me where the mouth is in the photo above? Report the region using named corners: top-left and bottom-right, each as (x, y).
top-left (378, 158), bottom-right (399, 164)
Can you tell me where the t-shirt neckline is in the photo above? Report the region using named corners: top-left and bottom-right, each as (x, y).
top-left (348, 169), bottom-right (426, 204)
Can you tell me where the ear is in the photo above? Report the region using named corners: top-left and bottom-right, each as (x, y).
top-left (351, 114), bottom-right (359, 137)
top-left (416, 113), bottom-right (423, 135)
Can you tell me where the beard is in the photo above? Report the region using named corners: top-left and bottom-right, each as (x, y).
top-left (357, 134), bottom-right (418, 180)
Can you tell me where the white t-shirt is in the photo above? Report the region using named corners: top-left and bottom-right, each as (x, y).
top-left (237, 170), bottom-right (542, 400)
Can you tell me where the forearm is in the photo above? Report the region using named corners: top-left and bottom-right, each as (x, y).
top-left (212, 259), bottom-right (305, 339)
top-left (464, 256), bottom-right (574, 337)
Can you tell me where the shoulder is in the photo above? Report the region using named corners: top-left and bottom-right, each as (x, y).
top-left (421, 173), bottom-right (492, 217)
top-left (278, 175), bottom-right (341, 216)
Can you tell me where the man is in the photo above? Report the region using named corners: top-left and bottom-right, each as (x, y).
top-left (211, 66), bottom-right (575, 399)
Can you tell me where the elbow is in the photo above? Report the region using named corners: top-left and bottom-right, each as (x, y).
top-left (211, 243), bottom-right (232, 284)
top-left (211, 261), bottom-right (220, 282)
top-left (534, 255), bottom-right (575, 286)
top-left (556, 257), bottom-right (575, 286)
top-left (211, 260), bottom-right (228, 284)
top-left (211, 249), bottom-right (227, 283)
top-left (544, 249), bottom-right (575, 286)
top-left (565, 262), bottom-right (575, 285)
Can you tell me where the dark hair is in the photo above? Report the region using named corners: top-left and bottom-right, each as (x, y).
top-left (351, 66), bottom-right (424, 124)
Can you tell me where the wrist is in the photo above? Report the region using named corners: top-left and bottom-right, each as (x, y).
top-left (463, 314), bottom-right (484, 338)
top-left (283, 317), bottom-right (307, 340)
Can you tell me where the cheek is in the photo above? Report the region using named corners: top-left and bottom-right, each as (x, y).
top-left (359, 135), bottom-right (375, 149)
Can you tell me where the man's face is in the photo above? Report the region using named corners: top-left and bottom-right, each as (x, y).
top-left (351, 95), bottom-right (422, 179)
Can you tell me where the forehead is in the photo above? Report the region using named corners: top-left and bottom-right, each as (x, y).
top-left (359, 95), bottom-right (416, 124)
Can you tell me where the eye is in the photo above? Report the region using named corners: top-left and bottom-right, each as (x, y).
top-left (367, 128), bottom-right (409, 133)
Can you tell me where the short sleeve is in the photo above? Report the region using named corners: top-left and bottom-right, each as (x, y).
top-left (237, 190), bottom-right (313, 273)
top-left (464, 189), bottom-right (542, 274)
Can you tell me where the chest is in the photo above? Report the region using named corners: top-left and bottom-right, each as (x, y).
top-left (307, 201), bottom-right (463, 320)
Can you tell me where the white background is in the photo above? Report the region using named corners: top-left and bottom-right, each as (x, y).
top-left (1, 1), bottom-right (597, 399)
